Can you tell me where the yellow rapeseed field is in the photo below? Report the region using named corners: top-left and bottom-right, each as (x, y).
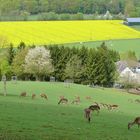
top-left (0, 20), bottom-right (140, 45)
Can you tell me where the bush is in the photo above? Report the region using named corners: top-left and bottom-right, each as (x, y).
top-left (38, 12), bottom-right (58, 21)
top-left (20, 11), bottom-right (30, 21)
top-left (71, 13), bottom-right (84, 20)
top-left (60, 14), bottom-right (71, 20)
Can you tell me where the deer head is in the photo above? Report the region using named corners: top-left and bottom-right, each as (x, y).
top-left (128, 122), bottom-right (134, 130)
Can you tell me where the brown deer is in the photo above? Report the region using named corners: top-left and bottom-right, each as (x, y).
top-left (32, 94), bottom-right (36, 99)
top-left (135, 99), bottom-right (140, 103)
top-left (84, 108), bottom-right (92, 123)
top-left (111, 104), bottom-right (118, 109)
top-left (58, 98), bottom-right (68, 104)
top-left (20, 92), bottom-right (27, 97)
top-left (128, 99), bottom-right (133, 103)
top-left (94, 102), bottom-right (99, 106)
top-left (40, 93), bottom-right (48, 100)
top-left (71, 96), bottom-right (80, 104)
top-left (128, 117), bottom-right (140, 130)
top-left (59, 96), bottom-right (65, 99)
top-left (88, 104), bottom-right (100, 114)
top-left (85, 96), bottom-right (92, 100)
top-left (109, 104), bottom-right (118, 110)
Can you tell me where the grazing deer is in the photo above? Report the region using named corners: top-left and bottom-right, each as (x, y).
top-left (109, 104), bottom-right (119, 110)
top-left (20, 92), bottom-right (27, 97)
top-left (111, 104), bottom-right (118, 109)
top-left (85, 96), bottom-right (92, 100)
top-left (100, 103), bottom-right (107, 108)
top-left (58, 98), bottom-right (68, 104)
top-left (88, 104), bottom-right (100, 114)
top-left (84, 108), bottom-right (92, 123)
top-left (106, 104), bottom-right (111, 110)
top-left (40, 93), bottom-right (48, 100)
top-left (128, 99), bottom-right (133, 103)
top-left (60, 96), bottom-right (65, 99)
top-left (32, 94), bottom-right (36, 99)
top-left (128, 117), bottom-right (140, 130)
top-left (93, 102), bottom-right (99, 106)
top-left (71, 96), bottom-right (80, 105)
top-left (135, 99), bottom-right (140, 103)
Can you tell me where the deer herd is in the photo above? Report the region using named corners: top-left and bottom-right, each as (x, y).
top-left (20, 92), bottom-right (140, 130)
top-left (20, 92), bottom-right (48, 100)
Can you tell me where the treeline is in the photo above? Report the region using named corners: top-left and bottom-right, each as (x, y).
top-left (0, 0), bottom-right (140, 21)
top-left (0, 42), bottom-right (120, 87)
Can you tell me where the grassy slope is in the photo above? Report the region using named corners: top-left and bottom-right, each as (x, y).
top-left (64, 38), bottom-right (140, 58)
top-left (0, 81), bottom-right (140, 140)
top-left (131, 26), bottom-right (140, 31)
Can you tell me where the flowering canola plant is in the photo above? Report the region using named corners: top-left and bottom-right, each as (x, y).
top-left (0, 20), bottom-right (140, 46)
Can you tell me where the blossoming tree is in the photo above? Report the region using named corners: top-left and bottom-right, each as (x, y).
top-left (24, 47), bottom-right (53, 81)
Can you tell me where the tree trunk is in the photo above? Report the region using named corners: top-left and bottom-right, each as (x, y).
top-left (35, 75), bottom-right (39, 81)
top-left (4, 81), bottom-right (7, 96)
top-left (43, 76), bottom-right (45, 81)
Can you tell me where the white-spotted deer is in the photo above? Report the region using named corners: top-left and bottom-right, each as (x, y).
top-left (58, 96), bottom-right (68, 104)
top-left (111, 104), bottom-right (118, 109)
top-left (102, 104), bottom-right (118, 111)
top-left (40, 93), bottom-right (48, 100)
top-left (128, 117), bottom-right (140, 130)
top-left (85, 96), bottom-right (92, 100)
top-left (71, 96), bottom-right (80, 105)
top-left (100, 103), bottom-right (107, 108)
top-left (128, 98), bottom-right (133, 103)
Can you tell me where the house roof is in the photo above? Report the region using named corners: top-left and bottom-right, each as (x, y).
top-left (126, 18), bottom-right (140, 23)
top-left (116, 61), bottom-right (128, 73)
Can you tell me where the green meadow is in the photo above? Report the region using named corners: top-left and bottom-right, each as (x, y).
top-left (0, 81), bottom-right (140, 140)
top-left (131, 26), bottom-right (140, 31)
top-left (64, 38), bottom-right (140, 58)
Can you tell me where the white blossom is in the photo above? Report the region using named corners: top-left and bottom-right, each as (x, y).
top-left (24, 47), bottom-right (53, 79)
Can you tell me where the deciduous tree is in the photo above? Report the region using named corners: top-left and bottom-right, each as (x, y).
top-left (24, 47), bottom-right (53, 81)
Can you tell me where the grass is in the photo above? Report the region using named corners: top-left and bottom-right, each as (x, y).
top-left (131, 25), bottom-right (140, 31)
top-left (0, 81), bottom-right (140, 140)
top-left (64, 38), bottom-right (140, 58)
top-left (0, 20), bottom-right (140, 46)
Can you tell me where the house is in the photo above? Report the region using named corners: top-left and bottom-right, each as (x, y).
top-left (116, 61), bottom-right (128, 73)
top-left (116, 61), bottom-right (140, 84)
top-left (124, 18), bottom-right (140, 26)
top-left (120, 67), bottom-right (136, 79)
top-left (132, 66), bottom-right (140, 73)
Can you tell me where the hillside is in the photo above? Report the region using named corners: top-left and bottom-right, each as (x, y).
top-left (0, 20), bottom-right (140, 46)
top-left (0, 82), bottom-right (140, 139)
top-left (65, 38), bottom-right (140, 57)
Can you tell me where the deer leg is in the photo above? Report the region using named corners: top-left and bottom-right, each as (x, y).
top-left (97, 110), bottom-right (99, 115)
top-left (84, 110), bottom-right (88, 119)
top-left (88, 117), bottom-right (91, 123)
top-left (85, 112), bottom-right (87, 119)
